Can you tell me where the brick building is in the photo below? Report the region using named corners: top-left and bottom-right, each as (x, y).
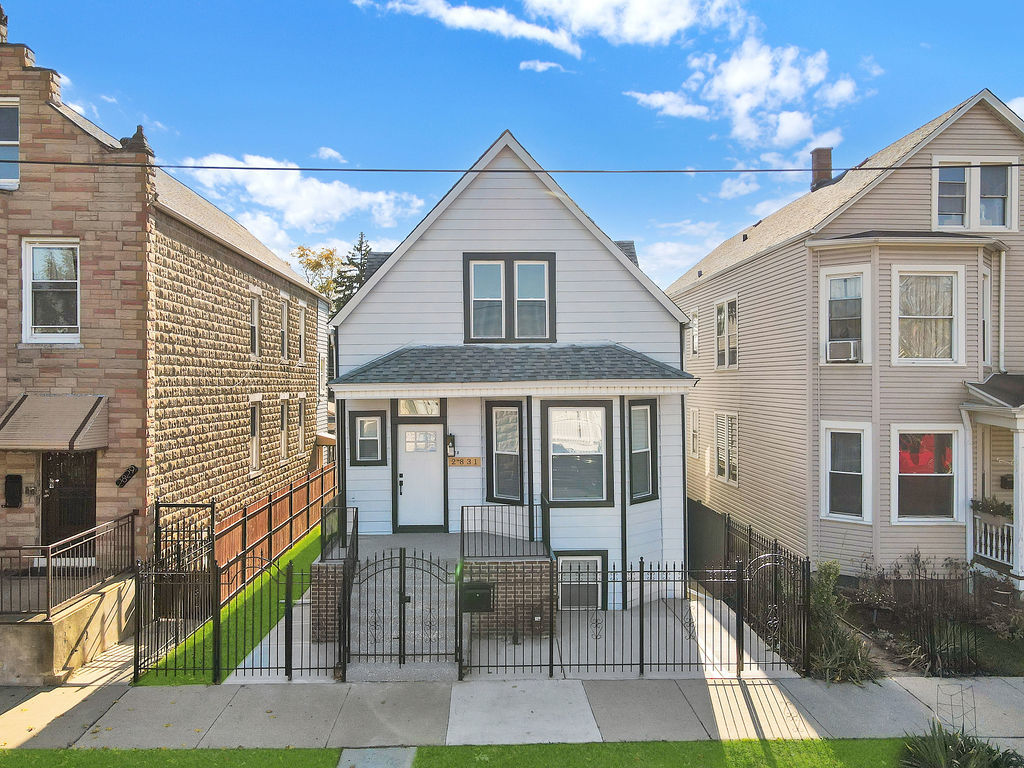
top-left (0, 14), bottom-right (331, 557)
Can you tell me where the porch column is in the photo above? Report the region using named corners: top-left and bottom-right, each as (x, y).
top-left (1013, 429), bottom-right (1024, 583)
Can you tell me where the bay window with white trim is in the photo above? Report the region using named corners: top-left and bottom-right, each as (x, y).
top-left (892, 265), bottom-right (965, 365)
top-left (545, 402), bottom-right (612, 505)
top-left (22, 239), bottom-right (81, 343)
top-left (820, 264), bottom-right (871, 364)
top-left (891, 425), bottom-right (962, 523)
top-left (821, 421), bottom-right (872, 522)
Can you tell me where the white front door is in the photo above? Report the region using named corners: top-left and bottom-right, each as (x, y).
top-left (397, 424), bottom-right (445, 528)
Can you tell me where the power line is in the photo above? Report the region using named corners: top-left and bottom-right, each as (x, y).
top-left (2, 158), bottom-right (1023, 174)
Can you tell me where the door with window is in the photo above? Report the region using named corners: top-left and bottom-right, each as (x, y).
top-left (41, 451), bottom-right (97, 544)
top-left (397, 425), bottom-right (445, 529)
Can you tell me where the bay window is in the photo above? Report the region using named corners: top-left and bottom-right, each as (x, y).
top-left (22, 239), bottom-right (80, 343)
top-left (893, 428), bottom-right (958, 521)
top-left (629, 400), bottom-right (658, 503)
top-left (893, 266), bottom-right (964, 365)
top-left (544, 401), bottom-right (612, 505)
top-left (465, 253), bottom-right (555, 342)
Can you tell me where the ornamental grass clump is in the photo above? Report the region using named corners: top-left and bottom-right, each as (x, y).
top-left (809, 560), bottom-right (880, 684)
top-left (902, 722), bottom-right (1024, 768)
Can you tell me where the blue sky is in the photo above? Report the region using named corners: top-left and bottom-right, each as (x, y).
top-left (11, 0), bottom-right (1024, 286)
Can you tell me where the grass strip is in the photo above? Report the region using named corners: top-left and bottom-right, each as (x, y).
top-left (135, 527), bottom-right (322, 686)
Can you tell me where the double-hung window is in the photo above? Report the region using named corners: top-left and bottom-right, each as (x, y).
top-left (715, 298), bottom-right (738, 368)
top-left (556, 554), bottom-right (605, 610)
top-left (22, 239), bottom-right (81, 343)
top-left (893, 266), bottom-right (964, 365)
top-left (465, 254), bottom-right (555, 342)
top-left (821, 422), bottom-right (871, 521)
top-left (820, 265), bottom-right (871, 364)
top-left (249, 402), bottom-right (261, 472)
top-left (297, 306), bottom-right (306, 361)
top-left (934, 158), bottom-right (1017, 230)
top-left (486, 402), bottom-right (523, 503)
top-left (249, 295), bottom-right (260, 356)
top-left (544, 401), bottom-right (612, 505)
top-left (279, 399), bottom-right (289, 460)
top-left (629, 400), bottom-right (658, 503)
top-left (893, 427), bottom-right (959, 522)
top-left (0, 97), bottom-right (18, 188)
top-left (714, 412), bottom-right (738, 485)
top-left (688, 407), bottom-right (699, 458)
top-left (349, 411), bottom-right (386, 466)
top-left (280, 299), bottom-right (289, 359)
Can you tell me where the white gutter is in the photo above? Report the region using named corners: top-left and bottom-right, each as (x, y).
top-left (999, 249), bottom-right (1006, 372)
top-left (329, 378), bottom-right (697, 399)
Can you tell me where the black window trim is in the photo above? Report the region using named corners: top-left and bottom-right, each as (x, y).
top-left (554, 549), bottom-right (609, 610)
top-left (463, 253), bottom-right (556, 343)
top-left (485, 399), bottom-right (524, 504)
top-left (540, 399), bottom-right (614, 508)
top-left (628, 398), bottom-right (659, 504)
top-left (349, 410), bottom-right (387, 467)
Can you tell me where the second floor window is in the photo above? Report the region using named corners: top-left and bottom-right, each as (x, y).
top-left (280, 300), bottom-right (289, 359)
top-left (465, 254), bottom-right (555, 342)
top-left (689, 308), bottom-right (699, 357)
top-left (895, 268), bottom-right (962, 364)
top-left (23, 240), bottom-right (80, 343)
top-left (0, 98), bottom-right (18, 187)
top-left (715, 299), bottom-right (737, 368)
top-left (935, 159), bottom-right (1015, 230)
top-left (827, 275), bottom-right (862, 362)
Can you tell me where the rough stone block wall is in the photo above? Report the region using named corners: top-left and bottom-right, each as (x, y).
top-left (310, 562), bottom-right (343, 642)
top-left (146, 211), bottom-right (323, 535)
top-left (0, 43), bottom-right (149, 549)
top-left (464, 558), bottom-right (554, 635)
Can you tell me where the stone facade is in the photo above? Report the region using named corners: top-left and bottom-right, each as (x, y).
top-left (0, 36), bottom-right (325, 554)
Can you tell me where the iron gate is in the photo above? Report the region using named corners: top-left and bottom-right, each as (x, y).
top-left (345, 548), bottom-right (457, 666)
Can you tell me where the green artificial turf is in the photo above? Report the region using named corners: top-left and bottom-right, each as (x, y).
top-left (135, 527), bottom-right (323, 686)
top-left (413, 739), bottom-right (907, 768)
top-left (0, 749), bottom-right (340, 768)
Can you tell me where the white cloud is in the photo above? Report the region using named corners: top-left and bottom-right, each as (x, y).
top-left (520, 59), bottom-right (566, 73)
top-left (818, 76), bottom-right (856, 108)
top-left (1008, 97), bottom-right (1024, 118)
top-left (238, 211), bottom-right (295, 258)
top-left (860, 55), bottom-right (884, 78)
top-left (99, 94), bottom-right (118, 104)
top-left (749, 189), bottom-right (802, 218)
top-left (773, 110), bottom-right (813, 146)
top-left (718, 172), bottom-right (759, 199)
top-left (184, 153), bottom-right (425, 230)
top-left (623, 90), bottom-right (710, 119)
top-left (383, 0), bottom-right (582, 57)
top-left (655, 219), bottom-right (722, 238)
top-left (316, 146), bottom-right (347, 163)
top-left (641, 240), bottom-right (714, 287)
top-left (523, 0), bottom-right (712, 46)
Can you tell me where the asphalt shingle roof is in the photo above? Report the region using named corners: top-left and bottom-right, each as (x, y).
top-left (968, 374), bottom-right (1024, 408)
top-left (331, 344), bottom-right (693, 385)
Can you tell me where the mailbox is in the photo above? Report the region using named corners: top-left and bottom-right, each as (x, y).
top-left (461, 581), bottom-right (493, 612)
top-left (1001, 474), bottom-right (1014, 490)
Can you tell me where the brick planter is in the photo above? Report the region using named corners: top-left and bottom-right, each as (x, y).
top-left (310, 562), bottom-right (344, 642)
top-left (463, 558), bottom-right (554, 636)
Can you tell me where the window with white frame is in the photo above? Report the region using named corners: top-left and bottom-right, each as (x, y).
top-left (822, 423), bottom-right (871, 521)
top-left (0, 98), bottom-right (18, 187)
top-left (487, 403), bottom-right (522, 503)
top-left (350, 412), bottom-right (386, 466)
top-left (714, 413), bottom-right (738, 484)
top-left (556, 554), bottom-right (604, 609)
top-left (894, 429), bottom-right (958, 521)
top-left (465, 254), bottom-right (555, 342)
top-left (280, 299), bottom-right (289, 359)
top-left (824, 270), bottom-right (865, 363)
top-left (297, 306), bottom-right (306, 361)
top-left (298, 398), bottom-right (305, 450)
top-left (546, 403), bottom-right (610, 504)
top-left (280, 400), bottom-right (289, 459)
top-left (515, 261), bottom-right (549, 338)
top-left (689, 308), bottom-right (699, 357)
top-left (934, 158), bottom-right (1017, 230)
top-left (981, 266), bottom-right (992, 366)
top-left (249, 402), bottom-right (261, 472)
top-left (894, 267), bottom-right (964, 364)
top-left (249, 295), bottom-right (260, 356)
top-left (22, 240), bottom-right (81, 342)
top-left (715, 299), bottom-right (738, 368)
top-left (469, 261), bottom-right (504, 339)
top-left (688, 408), bottom-right (699, 458)
top-left (629, 401), bottom-right (657, 503)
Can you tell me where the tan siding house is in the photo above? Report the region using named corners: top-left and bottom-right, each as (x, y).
top-left (671, 90), bottom-right (1024, 584)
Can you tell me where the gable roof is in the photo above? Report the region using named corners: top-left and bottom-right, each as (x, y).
top-left (667, 90), bottom-right (1024, 297)
top-left (330, 131), bottom-right (688, 326)
top-left (48, 102), bottom-right (321, 299)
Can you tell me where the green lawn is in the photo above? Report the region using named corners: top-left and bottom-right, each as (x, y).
top-left (976, 625), bottom-right (1024, 676)
top-left (0, 750), bottom-right (339, 768)
top-left (413, 739), bottom-right (906, 768)
top-left (135, 527), bottom-right (323, 686)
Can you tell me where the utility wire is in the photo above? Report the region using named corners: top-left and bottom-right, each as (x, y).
top-left (1, 159), bottom-right (1023, 174)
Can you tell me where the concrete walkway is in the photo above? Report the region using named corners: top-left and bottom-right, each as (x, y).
top-left (5, 673), bottom-right (1024, 749)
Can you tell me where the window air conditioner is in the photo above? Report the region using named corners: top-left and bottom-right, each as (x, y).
top-left (827, 339), bottom-right (861, 362)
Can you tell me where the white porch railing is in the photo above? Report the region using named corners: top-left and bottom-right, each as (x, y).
top-left (974, 515), bottom-right (1014, 566)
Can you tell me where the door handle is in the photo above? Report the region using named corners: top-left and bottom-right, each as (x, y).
top-left (398, 479), bottom-right (404, 496)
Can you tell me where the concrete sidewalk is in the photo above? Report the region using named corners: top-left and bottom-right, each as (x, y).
top-left (3, 674), bottom-right (1024, 749)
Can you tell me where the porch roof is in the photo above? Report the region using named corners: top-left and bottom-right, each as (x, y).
top-left (966, 374), bottom-right (1024, 409)
top-left (0, 394), bottom-right (108, 451)
top-left (329, 344), bottom-right (696, 397)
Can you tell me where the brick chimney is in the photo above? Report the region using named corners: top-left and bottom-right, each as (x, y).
top-left (0, 5), bottom-right (8, 44)
top-left (810, 147), bottom-right (832, 191)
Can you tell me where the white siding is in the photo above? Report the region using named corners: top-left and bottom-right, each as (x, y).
top-left (343, 398), bottom-right (392, 535)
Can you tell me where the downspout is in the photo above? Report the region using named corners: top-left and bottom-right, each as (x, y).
top-left (961, 407), bottom-right (974, 564)
top-left (999, 249), bottom-right (1006, 372)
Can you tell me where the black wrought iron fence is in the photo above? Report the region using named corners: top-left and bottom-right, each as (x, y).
top-left (460, 499), bottom-right (551, 559)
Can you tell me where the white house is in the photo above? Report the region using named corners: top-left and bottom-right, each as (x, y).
top-left (328, 132), bottom-right (694, 590)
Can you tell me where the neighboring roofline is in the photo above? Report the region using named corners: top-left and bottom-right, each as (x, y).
top-left (806, 234), bottom-right (1009, 251)
top-left (330, 130), bottom-right (689, 326)
top-left (811, 89), bottom-right (1024, 235)
top-left (151, 199), bottom-right (327, 302)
